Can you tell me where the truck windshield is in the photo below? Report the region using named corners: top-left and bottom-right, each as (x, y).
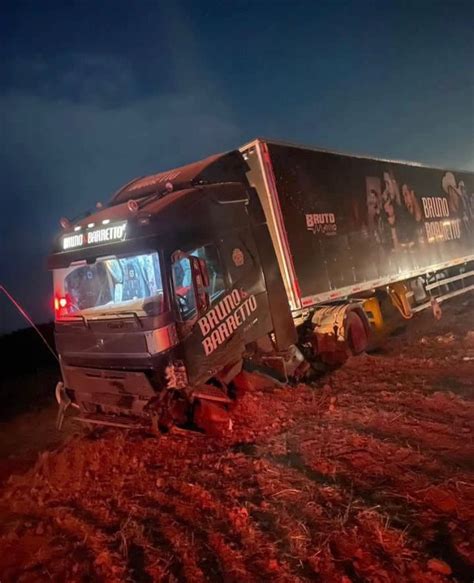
top-left (53, 251), bottom-right (166, 319)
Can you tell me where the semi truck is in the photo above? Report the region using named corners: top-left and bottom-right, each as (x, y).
top-left (49, 139), bottom-right (474, 432)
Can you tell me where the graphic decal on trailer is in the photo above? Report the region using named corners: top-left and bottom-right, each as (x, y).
top-left (365, 170), bottom-right (472, 248)
top-left (305, 213), bottom-right (337, 236)
top-left (265, 142), bottom-right (473, 301)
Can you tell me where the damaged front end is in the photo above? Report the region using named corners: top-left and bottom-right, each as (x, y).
top-left (56, 356), bottom-right (235, 436)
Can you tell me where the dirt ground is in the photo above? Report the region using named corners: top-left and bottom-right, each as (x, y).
top-left (0, 294), bottom-right (473, 582)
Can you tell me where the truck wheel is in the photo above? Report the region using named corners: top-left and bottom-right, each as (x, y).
top-left (346, 311), bottom-right (368, 355)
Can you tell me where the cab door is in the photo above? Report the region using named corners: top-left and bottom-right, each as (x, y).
top-left (171, 243), bottom-right (245, 384)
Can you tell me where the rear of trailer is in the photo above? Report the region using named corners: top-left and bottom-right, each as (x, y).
top-left (242, 139), bottom-right (474, 312)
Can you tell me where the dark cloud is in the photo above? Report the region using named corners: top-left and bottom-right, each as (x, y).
top-left (0, 53), bottom-right (241, 332)
top-left (3, 54), bottom-right (139, 105)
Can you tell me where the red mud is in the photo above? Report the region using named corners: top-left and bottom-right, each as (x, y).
top-left (0, 294), bottom-right (473, 582)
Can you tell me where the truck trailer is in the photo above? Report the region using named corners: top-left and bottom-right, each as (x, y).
top-left (49, 139), bottom-right (474, 432)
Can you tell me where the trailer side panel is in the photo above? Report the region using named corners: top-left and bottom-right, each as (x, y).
top-left (264, 142), bottom-right (474, 305)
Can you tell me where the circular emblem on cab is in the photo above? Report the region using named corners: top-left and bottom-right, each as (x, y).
top-left (232, 248), bottom-right (244, 267)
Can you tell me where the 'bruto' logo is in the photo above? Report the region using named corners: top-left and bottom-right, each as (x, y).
top-left (306, 213), bottom-right (337, 236)
top-left (197, 289), bottom-right (257, 356)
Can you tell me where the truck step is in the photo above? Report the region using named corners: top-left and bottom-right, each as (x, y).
top-left (74, 413), bottom-right (143, 429)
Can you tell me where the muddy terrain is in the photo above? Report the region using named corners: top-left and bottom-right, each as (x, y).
top-left (0, 295), bottom-right (473, 582)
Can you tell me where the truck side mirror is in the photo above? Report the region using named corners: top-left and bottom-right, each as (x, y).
top-left (190, 255), bottom-right (210, 312)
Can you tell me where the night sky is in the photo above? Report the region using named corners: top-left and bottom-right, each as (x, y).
top-left (1, 0), bottom-right (473, 333)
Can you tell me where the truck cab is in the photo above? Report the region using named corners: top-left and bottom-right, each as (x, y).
top-left (49, 150), bottom-right (295, 431)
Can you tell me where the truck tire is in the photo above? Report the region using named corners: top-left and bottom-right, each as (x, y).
top-left (346, 311), bottom-right (368, 355)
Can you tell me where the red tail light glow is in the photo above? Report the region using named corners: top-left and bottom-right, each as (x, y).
top-left (54, 296), bottom-right (68, 312)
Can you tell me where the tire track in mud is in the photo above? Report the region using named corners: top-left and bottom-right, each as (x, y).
top-left (222, 429), bottom-right (473, 582)
top-left (50, 500), bottom-right (165, 582)
top-left (334, 354), bottom-right (474, 395)
top-left (131, 491), bottom-right (243, 582)
top-left (44, 502), bottom-right (151, 582)
top-left (5, 494), bottom-right (205, 581)
top-left (275, 433), bottom-right (473, 581)
top-left (186, 452), bottom-right (354, 581)
top-left (227, 446), bottom-right (445, 582)
top-left (47, 494), bottom-right (209, 582)
top-left (108, 491), bottom-right (223, 582)
top-left (190, 472), bottom-right (342, 581)
top-left (166, 471), bottom-right (307, 581)
top-left (2, 440), bottom-right (263, 582)
top-left (136, 498), bottom-right (226, 582)
top-left (334, 385), bottom-right (474, 424)
top-left (318, 388), bottom-right (474, 462)
top-left (1, 435), bottom-right (468, 583)
top-left (109, 480), bottom-right (287, 582)
top-left (288, 452), bottom-right (470, 582)
top-left (252, 465), bottom-right (395, 580)
top-left (0, 508), bottom-right (120, 583)
top-left (315, 350), bottom-right (473, 470)
top-left (297, 422), bottom-right (473, 522)
top-left (187, 452), bottom-right (432, 581)
top-left (339, 416), bottom-right (474, 471)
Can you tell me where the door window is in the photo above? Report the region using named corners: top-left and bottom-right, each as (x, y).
top-left (172, 256), bottom-right (197, 320)
top-left (192, 244), bottom-right (225, 301)
top-left (171, 244), bottom-right (225, 320)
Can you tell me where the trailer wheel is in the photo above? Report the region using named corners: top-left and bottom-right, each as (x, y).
top-left (346, 311), bottom-right (368, 355)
